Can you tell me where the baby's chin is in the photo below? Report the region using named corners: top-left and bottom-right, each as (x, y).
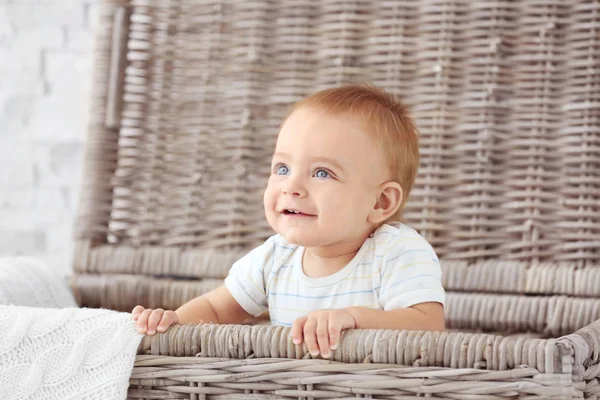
top-left (277, 229), bottom-right (324, 247)
top-left (278, 231), bottom-right (313, 247)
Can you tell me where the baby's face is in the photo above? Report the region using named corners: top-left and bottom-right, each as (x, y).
top-left (264, 106), bottom-right (390, 249)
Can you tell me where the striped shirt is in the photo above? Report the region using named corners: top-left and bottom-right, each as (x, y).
top-left (224, 222), bottom-right (445, 327)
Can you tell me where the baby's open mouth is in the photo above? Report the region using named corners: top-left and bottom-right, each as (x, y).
top-left (282, 209), bottom-right (315, 217)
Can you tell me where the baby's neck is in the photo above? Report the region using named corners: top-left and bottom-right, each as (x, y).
top-left (301, 239), bottom-right (364, 278)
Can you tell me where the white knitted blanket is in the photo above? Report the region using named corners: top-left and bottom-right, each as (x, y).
top-left (0, 257), bottom-right (143, 400)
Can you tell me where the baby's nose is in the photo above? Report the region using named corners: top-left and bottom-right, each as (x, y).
top-left (282, 180), bottom-right (307, 197)
top-left (283, 187), bottom-right (305, 197)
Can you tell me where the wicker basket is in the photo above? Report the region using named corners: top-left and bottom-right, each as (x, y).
top-left (70, 0), bottom-right (600, 398)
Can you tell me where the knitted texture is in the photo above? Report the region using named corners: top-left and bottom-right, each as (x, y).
top-left (0, 257), bottom-right (77, 308)
top-left (0, 306), bottom-right (142, 400)
top-left (0, 258), bottom-right (143, 400)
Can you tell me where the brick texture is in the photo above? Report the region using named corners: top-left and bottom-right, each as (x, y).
top-left (0, 0), bottom-right (98, 276)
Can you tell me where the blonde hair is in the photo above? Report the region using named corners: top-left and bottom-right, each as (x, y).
top-left (285, 84), bottom-right (420, 221)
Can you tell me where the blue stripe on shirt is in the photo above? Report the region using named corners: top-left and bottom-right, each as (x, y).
top-left (268, 288), bottom-right (380, 299)
top-left (275, 244), bottom-right (296, 251)
top-left (268, 264), bottom-right (292, 278)
top-left (270, 319), bottom-right (293, 327)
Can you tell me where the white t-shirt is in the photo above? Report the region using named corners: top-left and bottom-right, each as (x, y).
top-left (224, 222), bottom-right (445, 326)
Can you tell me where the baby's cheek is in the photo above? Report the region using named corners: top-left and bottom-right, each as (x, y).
top-left (342, 190), bottom-right (370, 212)
top-left (263, 184), bottom-right (277, 205)
top-left (323, 195), bottom-right (347, 215)
top-left (262, 189), bottom-right (277, 220)
top-left (326, 196), bottom-right (358, 224)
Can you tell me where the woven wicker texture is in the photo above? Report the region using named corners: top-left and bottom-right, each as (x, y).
top-left (75, 0), bottom-right (599, 279)
top-left (70, 273), bottom-right (600, 337)
top-left (72, 0), bottom-right (600, 334)
top-left (125, 321), bottom-right (600, 399)
top-left (73, 0), bottom-right (600, 398)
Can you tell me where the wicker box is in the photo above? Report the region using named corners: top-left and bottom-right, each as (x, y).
top-left (70, 0), bottom-right (600, 398)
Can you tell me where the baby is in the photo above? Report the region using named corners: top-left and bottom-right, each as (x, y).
top-left (133, 84), bottom-right (445, 358)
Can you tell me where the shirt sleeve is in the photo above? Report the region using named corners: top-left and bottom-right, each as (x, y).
top-left (224, 236), bottom-right (275, 317)
top-left (378, 240), bottom-right (445, 310)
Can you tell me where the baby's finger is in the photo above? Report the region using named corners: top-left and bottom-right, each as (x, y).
top-left (136, 309), bottom-right (153, 334)
top-left (131, 305), bottom-right (145, 320)
top-left (328, 317), bottom-right (343, 352)
top-left (303, 318), bottom-right (319, 357)
top-left (146, 309), bottom-right (165, 335)
top-left (316, 315), bottom-right (331, 358)
top-left (290, 315), bottom-right (308, 345)
top-left (156, 310), bottom-right (179, 332)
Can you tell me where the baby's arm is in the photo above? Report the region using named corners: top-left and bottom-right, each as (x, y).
top-left (347, 301), bottom-right (444, 330)
top-left (134, 236), bottom-right (275, 335)
top-left (133, 285), bottom-right (253, 335)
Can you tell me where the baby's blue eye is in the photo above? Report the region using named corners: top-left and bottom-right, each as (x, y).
top-left (314, 169), bottom-right (330, 178)
top-left (276, 165), bottom-right (289, 175)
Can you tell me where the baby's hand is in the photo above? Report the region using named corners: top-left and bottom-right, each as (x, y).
top-left (132, 306), bottom-right (180, 335)
top-left (290, 309), bottom-right (356, 358)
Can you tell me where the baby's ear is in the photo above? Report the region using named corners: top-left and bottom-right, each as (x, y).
top-left (367, 182), bottom-right (403, 224)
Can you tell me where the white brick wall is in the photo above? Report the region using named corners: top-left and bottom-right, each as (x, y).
top-left (0, 0), bottom-right (98, 276)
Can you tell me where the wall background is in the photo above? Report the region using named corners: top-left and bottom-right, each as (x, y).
top-left (0, 0), bottom-right (98, 276)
